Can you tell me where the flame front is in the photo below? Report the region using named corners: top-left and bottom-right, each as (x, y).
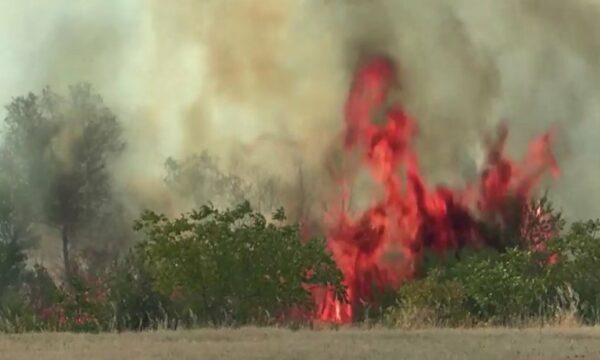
top-left (314, 56), bottom-right (560, 323)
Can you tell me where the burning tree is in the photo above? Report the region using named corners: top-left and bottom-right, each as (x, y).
top-left (315, 56), bottom-right (560, 323)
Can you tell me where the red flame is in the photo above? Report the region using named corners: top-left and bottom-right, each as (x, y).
top-left (315, 56), bottom-right (559, 323)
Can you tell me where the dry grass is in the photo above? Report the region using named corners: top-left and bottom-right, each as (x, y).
top-left (0, 327), bottom-right (599, 360)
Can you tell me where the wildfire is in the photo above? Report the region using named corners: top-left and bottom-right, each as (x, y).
top-left (316, 56), bottom-right (560, 323)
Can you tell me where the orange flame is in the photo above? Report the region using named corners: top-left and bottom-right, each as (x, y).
top-left (315, 56), bottom-right (559, 323)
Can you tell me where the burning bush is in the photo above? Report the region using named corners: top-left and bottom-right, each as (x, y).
top-left (317, 56), bottom-right (560, 323)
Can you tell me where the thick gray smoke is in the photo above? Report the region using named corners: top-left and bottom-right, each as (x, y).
top-left (1, 0), bottom-right (599, 222)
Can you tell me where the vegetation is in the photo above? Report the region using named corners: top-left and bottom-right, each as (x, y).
top-left (0, 84), bottom-right (125, 281)
top-left (385, 219), bottom-right (600, 328)
top-left (133, 202), bottom-right (344, 326)
top-left (1, 85), bottom-right (600, 333)
top-left (164, 152), bottom-right (250, 209)
top-left (1, 193), bottom-right (599, 332)
top-left (0, 201), bottom-right (345, 331)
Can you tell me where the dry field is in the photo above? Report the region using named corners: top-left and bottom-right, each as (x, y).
top-left (0, 327), bottom-right (599, 360)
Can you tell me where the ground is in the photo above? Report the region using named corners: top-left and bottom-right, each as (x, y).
top-left (1, 327), bottom-right (599, 360)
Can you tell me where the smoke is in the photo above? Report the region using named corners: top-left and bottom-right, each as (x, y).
top-left (1, 0), bottom-right (599, 222)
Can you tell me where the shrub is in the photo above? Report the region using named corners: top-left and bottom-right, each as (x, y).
top-left (387, 218), bottom-right (600, 327)
top-left (45, 272), bottom-right (111, 332)
top-left (0, 238), bottom-right (26, 294)
top-left (133, 201), bottom-right (345, 326)
top-left (545, 219), bottom-right (600, 323)
top-left (0, 239), bottom-right (31, 332)
top-left (389, 249), bottom-right (552, 326)
top-left (442, 248), bottom-right (551, 323)
top-left (106, 251), bottom-right (174, 330)
top-left (385, 269), bottom-right (469, 328)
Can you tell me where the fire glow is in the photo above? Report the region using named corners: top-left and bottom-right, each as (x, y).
top-left (312, 56), bottom-right (560, 323)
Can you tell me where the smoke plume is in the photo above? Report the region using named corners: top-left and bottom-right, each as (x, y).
top-left (1, 0), bottom-right (599, 223)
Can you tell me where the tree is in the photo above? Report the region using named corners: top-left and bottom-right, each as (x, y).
top-left (252, 175), bottom-right (281, 214)
top-left (0, 170), bottom-right (37, 250)
top-left (164, 151), bottom-right (249, 209)
top-left (0, 84), bottom-right (125, 281)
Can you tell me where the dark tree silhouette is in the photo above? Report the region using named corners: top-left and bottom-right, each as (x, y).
top-left (1, 84), bottom-right (125, 281)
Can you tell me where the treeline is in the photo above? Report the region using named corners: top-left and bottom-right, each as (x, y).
top-left (0, 84), bottom-right (340, 331)
top-left (0, 202), bottom-right (343, 331)
top-left (2, 198), bottom-right (600, 332)
top-left (1, 85), bottom-right (600, 332)
top-left (0, 84), bottom-right (303, 281)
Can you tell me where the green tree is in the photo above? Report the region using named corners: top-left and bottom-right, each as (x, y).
top-left (1, 84), bottom-right (125, 281)
top-left (133, 201), bottom-right (345, 325)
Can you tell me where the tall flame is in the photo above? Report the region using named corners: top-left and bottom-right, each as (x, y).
top-left (316, 56), bottom-right (559, 323)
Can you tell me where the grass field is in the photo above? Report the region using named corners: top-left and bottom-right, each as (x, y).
top-left (0, 327), bottom-right (599, 360)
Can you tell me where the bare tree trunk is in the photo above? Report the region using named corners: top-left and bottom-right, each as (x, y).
top-left (62, 224), bottom-right (71, 282)
top-left (296, 164), bottom-right (307, 221)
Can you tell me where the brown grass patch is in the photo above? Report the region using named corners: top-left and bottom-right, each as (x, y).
top-left (1, 327), bottom-right (599, 360)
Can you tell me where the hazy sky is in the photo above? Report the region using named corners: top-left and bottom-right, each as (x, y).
top-left (1, 0), bottom-right (600, 220)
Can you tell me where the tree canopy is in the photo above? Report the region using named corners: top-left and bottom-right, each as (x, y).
top-left (0, 84), bottom-right (125, 279)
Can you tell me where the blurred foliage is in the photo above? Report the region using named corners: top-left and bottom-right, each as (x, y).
top-left (164, 152), bottom-right (249, 209)
top-left (0, 84), bottom-right (126, 280)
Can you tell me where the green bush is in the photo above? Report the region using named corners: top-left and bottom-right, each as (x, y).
top-left (0, 239), bottom-right (26, 294)
top-left (442, 248), bottom-right (550, 323)
top-left (133, 201), bottom-right (345, 326)
top-left (387, 250), bottom-right (552, 326)
top-left (387, 219), bottom-right (600, 326)
top-left (0, 239), bottom-right (30, 332)
top-left (385, 270), bottom-right (469, 327)
top-left (106, 251), bottom-right (174, 330)
top-left (545, 219), bottom-right (600, 323)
